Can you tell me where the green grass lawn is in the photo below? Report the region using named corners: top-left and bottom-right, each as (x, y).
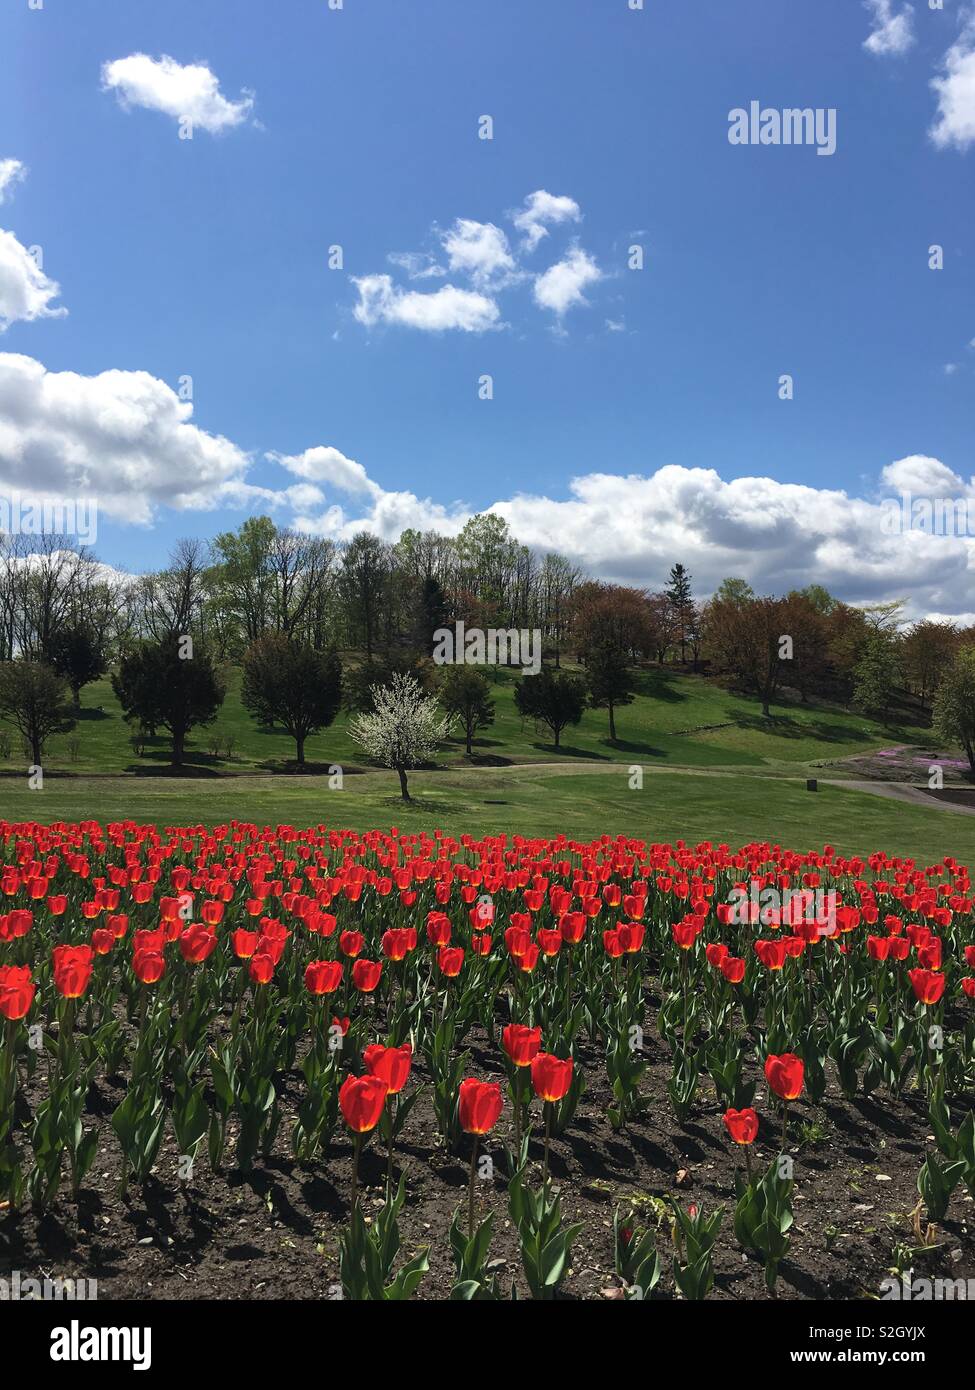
top-left (0, 663), bottom-right (954, 864)
top-left (1, 764), bottom-right (969, 867)
top-left (1, 663), bottom-right (928, 776)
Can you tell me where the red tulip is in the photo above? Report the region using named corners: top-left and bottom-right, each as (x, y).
top-left (352, 957), bottom-right (383, 993)
top-left (339, 1073), bottom-right (388, 1132)
top-left (248, 952), bottom-right (275, 986)
top-left (364, 1042), bottom-right (412, 1095)
top-left (52, 944), bottom-right (94, 999)
top-left (0, 964), bottom-right (34, 1020)
top-left (720, 956), bottom-right (746, 984)
top-left (339, 930), bottom-right (364, 958)
top-left (502, 1023), bottom-right (542, 1067)
top-left (764, 1053), bottom-right (804, 1102)
top-left (438, 946), bottom-right (464, 977)
top-left (133, 947), bottom-right (166, 984)
top-left (723, 1107), bottom-right (759, 1145)
top-left (458, 1078), bottom-right (503, 1134)
top-left (305, 960), bottom-right (343, 995)
top-left (231, 928), bottom-right (259, 959)
top-left (180, 922), bottom-right (217, 964)
top-left (909, 968), bottom-right (945, 1005)
top-left (531, 1052), bottom-right (573, 1102)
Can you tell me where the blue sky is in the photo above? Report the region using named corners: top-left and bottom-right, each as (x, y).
top-left (1, 0), bottom-right (973, 616)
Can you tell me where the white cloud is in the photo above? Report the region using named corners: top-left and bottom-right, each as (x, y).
top-left (511, 190), bottom-right (581, 252)
top-left (863, 0), bottom-right (915, 58)
top-left (288, 453), bottom-right (975, 621)
top-left (387, 251), bottom-right (445, 280)
top-left (268, 445), bottom-right (380, 497)
top-left (0, 352), bottom-right (253, 523)
top-left (533, 246), bottom-right (603, 318)
top-left (440, 219), bottom-right (516, 288)
top-left (0, 230), bottom-right (66, 330)
top-left (101, 54), bottom-right (255, 134)
top-left (0, 160), bottom-right (27, 205)
top-left (351, 274), bottom-right (500, 333)
top-left (3, 357), bottom-right (972, 619)
top-left (930, 17), bottom-right (975, 151)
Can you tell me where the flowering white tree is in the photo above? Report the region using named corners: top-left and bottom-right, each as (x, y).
top-left (348, 672), bottom-right (451, 801)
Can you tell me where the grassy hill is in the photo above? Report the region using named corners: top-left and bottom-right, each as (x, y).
top-left (2, 662), bottom-right (961, 863)
top-left (1, 662), bottom-right (929, 777)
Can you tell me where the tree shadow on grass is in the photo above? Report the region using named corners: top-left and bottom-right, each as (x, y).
top-left (529, 742), bottom-right (612, 760)
top-left (605, 738), bottom-right (670, 758)
top-left (730, 712), bottom-right (869, 743)
top-left (635, 668), bottom-right (689, 704)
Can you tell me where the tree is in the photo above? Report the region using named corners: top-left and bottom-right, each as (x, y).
top-left (585, 642), bottom-right (636, 741)
top-left (514, 668), bottom-right (586, 749)
top-left (703, 594), bottom-right (794, 717)
top-left (902, 620), bottom-right (957, 710)
top-left (0, 660), bottom-right (76, 765)
top-left (48, 622), bottom-right (107, 708)
top-left (714, 577), bottom-right (755, 607)
top-left (344, 653), bottom-right (433, 714)
top-left (666, 563), bottom-right (694, 663)
top-left (852, 631), bottom-right (900, 724)
top-left (438, 666), bottom-right (495, 756)
top-left (112, 638), bottom-right (226, 767)
top-left (241, 634), bottom-right (342, 765)
top-left (348, 672), bottom-right (450, 801)
top-left (571, 582), bottom-right (652, 663)
top-left (340, 533), bottom-right (391, 658)
top-left (933, 646), bottom-right (975, 774)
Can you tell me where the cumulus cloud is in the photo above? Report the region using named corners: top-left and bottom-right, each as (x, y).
top-left (8, 350), bottom-right (970, 619)
top-left (285, 452), bottom-right (975, 621)
top-left (101, 54), bottom-right (255, 134)
top-left (352, 191), bottom-right (598, 333)
top-left (511, 190), bottom-right (582, 252)
top-left (440, 219), bottom-right (516, 288)
top-left (0, 352), bottom-right (253, 523)
top-left (930, 16), bottom-right (975, 151)
top-left (533, 246), bottom-right (603, 318)
top-left (863, 0), bottom-right (915, 57)
top-left (351, 274), bottom-right (500, 333)
top-left (0, 231), bottom-right (66, 330)
top-left (268, 445), bottom-right (380, 497)
top-left (0, 160), bottom-right (27, 205)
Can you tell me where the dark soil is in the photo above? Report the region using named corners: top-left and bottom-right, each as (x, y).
top-left (2, 1016), bottom-right (972, 1302)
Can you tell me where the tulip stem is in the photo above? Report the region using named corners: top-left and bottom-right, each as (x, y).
top-left (512, 1068), bottom-right (522, 1159)
top-left (385, 1099), bottom-right (396, 1198)
top-left (468, 1135), bottom-right (478, 1240)
top-left (351, 1133), bottom-right (362, 1212)
top-left (743, 1142), bottom-right (753, 1184)
top-left (543, 1103), bottom-right (552, 1184)
top-left (781, 1101), bottom-right (789, 1152)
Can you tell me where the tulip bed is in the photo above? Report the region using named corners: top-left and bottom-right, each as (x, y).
top-left (1, 818), bottom-right (974, 1301)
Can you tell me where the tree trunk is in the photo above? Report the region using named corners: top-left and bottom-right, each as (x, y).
top-left (465, 721), bottom-right (473, 756)
top-left (396, 764), bottom-right (410, 801)
top-left (31, 733), bottom-right (41, 766)
top-left (608, 702), bottom-right (617, 742)
top-left (172, 729), bottom-right (184, 767)
top-left (553, 725), bottom-right (561, 749)
top-left (296, 733), bottom-right (305, 765)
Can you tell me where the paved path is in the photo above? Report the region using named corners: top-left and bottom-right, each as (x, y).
top-left (820, 778), bottom-right (975, 817)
